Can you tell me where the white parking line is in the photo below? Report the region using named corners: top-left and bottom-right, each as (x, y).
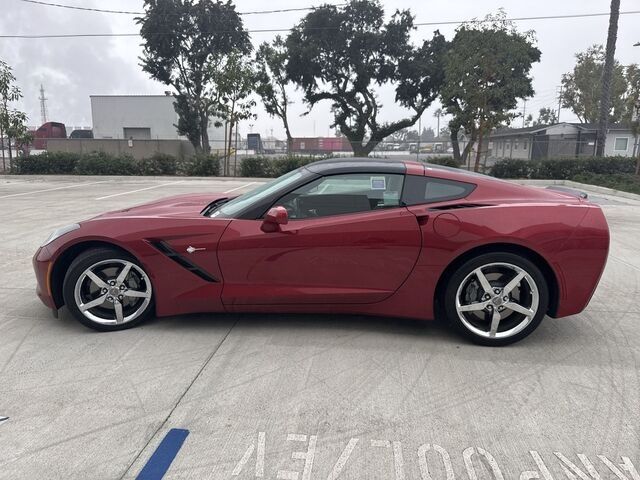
top-left (224, 182), bottom-right (259, 194)
top-left (95, 181), bottom-right (185, 200)
top-left (0, 181), bottom-right (110, 199)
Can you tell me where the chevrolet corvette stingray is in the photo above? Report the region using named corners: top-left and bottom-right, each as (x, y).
top-left (33, 159), bottom-right (610, 345)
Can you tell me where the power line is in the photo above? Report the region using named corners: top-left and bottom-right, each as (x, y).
top-left (3, 9), bottom-right (640, 39)
top-left (17, 0), bottom-right (347, 16)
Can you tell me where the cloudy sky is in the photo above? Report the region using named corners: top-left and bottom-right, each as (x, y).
top-left (1, 0), bottom-right (639, 139)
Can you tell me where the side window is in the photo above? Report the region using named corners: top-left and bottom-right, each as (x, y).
top-left (402, 175), bottom-right (475, 205)
top-left (276, 173), bottom-right (404, 219)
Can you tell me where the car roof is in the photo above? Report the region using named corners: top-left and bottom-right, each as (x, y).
top-left (304, 157), bottom-right (408, 175)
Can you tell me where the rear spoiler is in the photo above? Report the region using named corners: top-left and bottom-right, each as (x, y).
top-left (545, 186), bottom-right (588, 200)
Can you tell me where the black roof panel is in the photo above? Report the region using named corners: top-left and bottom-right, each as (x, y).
top-left (304, 157), bottom-right (407, 175)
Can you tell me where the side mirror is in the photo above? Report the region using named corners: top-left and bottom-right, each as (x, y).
top-left (261, 206), bottom-right (289, 232)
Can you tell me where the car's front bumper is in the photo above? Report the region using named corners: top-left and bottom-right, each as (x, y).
top-left (33, 245), bottom-right (56, 310)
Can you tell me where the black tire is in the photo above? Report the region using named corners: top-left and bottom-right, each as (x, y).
top-left (62, 248), bottom-right (155, 332)
top-left (443, 252), bottom-right (549, 346)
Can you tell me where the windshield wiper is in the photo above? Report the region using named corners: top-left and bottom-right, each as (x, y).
top-left (201, 198), bottom-right (230, 217)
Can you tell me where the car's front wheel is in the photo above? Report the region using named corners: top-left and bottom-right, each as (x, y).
top-left (62, 248), bottom-right (154, 331)
top-left (443, 252), bottom-right (549, 346)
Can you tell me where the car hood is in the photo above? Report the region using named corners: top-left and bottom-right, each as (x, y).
top-left (90, 193), bottom-right (230, 220)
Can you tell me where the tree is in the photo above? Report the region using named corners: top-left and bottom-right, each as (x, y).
top-left (255, 36), bottom-right (295, 153)
top-left (433, 108), bottom-right (443, 138)
top-left (0, 60), bottom-right (30, 172)
top-left (440, 11), bottom-right (541, 171)
top-left (421, 127), bottom-right (435, 141)
top-left (137, 0), bottom-right (250, 153)
top-left (524, 114), bottom-right (533, 127)
top-left (560, 45), bottom-right (627, 124)
top-left (596, 0), bottom-right (620, 156)
top-left (286, 0), bottom-right (447, 157)
top-left (533, 107), bottom-right (558, 125)
top-left (623, 64), bottom-right (640, 122)
top-left (214, 53), bottom-right (256, 175)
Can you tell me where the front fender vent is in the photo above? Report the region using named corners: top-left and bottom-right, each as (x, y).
top-left (149, 240), bottom-right (218, 283)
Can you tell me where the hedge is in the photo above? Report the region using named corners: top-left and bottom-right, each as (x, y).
top-left (425, 156), bottom-right (461, 168)
top-left (572, 172), bottom-right (640, 195)
top-left (239, 155), bottom-right (320, 178)
top-left (14, 151), bottom-right (221, 177)
top-left (491, 156), bottom-right (636, 180)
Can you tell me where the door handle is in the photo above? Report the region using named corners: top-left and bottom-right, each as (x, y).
top-left (414, 214), bottom-right (429, 226)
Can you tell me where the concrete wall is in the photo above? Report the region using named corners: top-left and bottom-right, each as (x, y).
top-left (47, 138), bottom-right (195, 160)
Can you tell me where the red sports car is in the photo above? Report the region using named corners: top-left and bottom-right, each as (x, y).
top-left (33, 159), bottom-right (609, 345)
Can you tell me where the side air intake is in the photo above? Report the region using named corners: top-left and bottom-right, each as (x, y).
top-left (149, 240), bottom-right (218, 283)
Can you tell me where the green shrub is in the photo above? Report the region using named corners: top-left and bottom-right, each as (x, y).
top-left (239, 155), bottom-right (318, 178)
top-left (181, 154), bottom-right (221, 176)
top-left (74, 151), bottom-right (138, 175)
top-left (490, 159), bottom-right (531, 178)
top-left (15, 151), bottom-right (80, 174)
top-left (572, 173), bottom-right (640, 195)
top-left (491, 156), bottom-right (637, 180)
top-left (138, 153), bottom-right (178, 176)
top-left (268, 156), bottom-right (316, 177)
top-left (240, 156), bottom-right (270, 177)
top-left (582, 156), bottom-right (635, 175)
top-left (426, 156), bottom-right (460, 168)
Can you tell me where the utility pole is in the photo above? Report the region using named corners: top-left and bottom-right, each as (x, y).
top-left (39, 84), bottom-right (48, 125)
top-left (522, 99), bottom-right (527, 127)
top-left (556, 86), bottom-right (563, 123)
top-left (596, 0), bottom-right (620, 157)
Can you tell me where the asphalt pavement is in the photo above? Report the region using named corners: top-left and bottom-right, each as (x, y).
top-left (0, 175), bottom-right (639, 480)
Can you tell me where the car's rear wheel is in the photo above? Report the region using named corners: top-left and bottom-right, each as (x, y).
top-left (443, 252), bottom-right (549, 346)
top-left (62, 248), bottom-right (154, 331)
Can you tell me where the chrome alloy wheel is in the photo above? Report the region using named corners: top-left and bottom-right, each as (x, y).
top-left (454, 262), bottom-right (539, 340)
top-left (73, 259), bottom-right (152, 326)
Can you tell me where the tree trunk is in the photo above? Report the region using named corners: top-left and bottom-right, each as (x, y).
top-left (474, 130), bottom-right (484, 173)
top-left (596, 0), bottom-right (620, 157)
top-left (7, 135), bottom-right (13, 172)
top-left (227, 121), bottom-right (235, 176)
top-left (350, 139), bottom-right (366, 157)
top-left (450, 127), bottom-right (461, 162)
top-left (461, 137), bottom-right (475, 166)
top-left (282, 117), bottom-right (294, 156)
top-left (0, 122), bottom-right (5, 172)
top-left (200, 113), bottom-right (210, 155)
top-left (351, 138), bottom-right (379, 157)
top-left (635, 133), bottom-right (640, 175)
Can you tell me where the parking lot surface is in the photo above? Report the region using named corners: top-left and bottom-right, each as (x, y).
top-left (0, 175), bottom-right (639, 480)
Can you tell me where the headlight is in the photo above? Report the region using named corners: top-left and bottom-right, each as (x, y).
top-left (42, 224), bottom-right (80, 247)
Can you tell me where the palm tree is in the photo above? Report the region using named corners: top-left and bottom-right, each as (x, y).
top-left (434, 108), bottom-right (443, 137)
top-left (596, 0), bottom-right (620, 156)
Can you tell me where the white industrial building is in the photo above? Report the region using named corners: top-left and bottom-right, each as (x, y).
top-left (90, 94), bottom-right (226, 150)
top-left (490, 123), bottom-right (639, 160)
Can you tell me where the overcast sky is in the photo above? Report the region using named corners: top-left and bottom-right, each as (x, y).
top-left (1, 0), bottom-right (639, 139)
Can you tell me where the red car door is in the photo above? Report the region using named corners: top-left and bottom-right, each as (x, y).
top-left (217, 208), bottom-right (422, 305)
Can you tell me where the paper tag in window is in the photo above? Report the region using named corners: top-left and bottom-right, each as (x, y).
top-left (370, 176), bottom-right (386, 190)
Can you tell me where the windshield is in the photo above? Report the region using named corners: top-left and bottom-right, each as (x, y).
top-left (211, 169), bottom-right (305, 218)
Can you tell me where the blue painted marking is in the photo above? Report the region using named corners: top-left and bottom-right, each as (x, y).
top-left (136, 428), bottom-right (189, 480)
